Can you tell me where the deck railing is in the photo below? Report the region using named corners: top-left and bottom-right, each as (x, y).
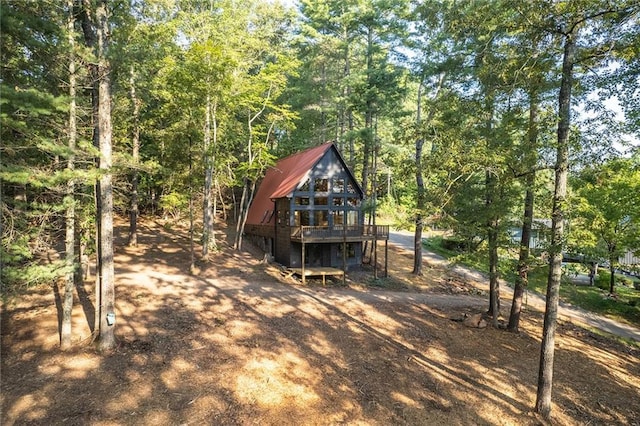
top-left (292, 225), bottom-right (389, 241)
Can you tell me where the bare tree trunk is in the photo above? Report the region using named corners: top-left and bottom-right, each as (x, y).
top-left (536, 32), bottom-right (575, 419)
top-left (61, 0), bottom-right (77, 350)
top-left (80, 0), bottom-right (101, 339)
top-left (128, 65), bottom-right (140, 247)
top-left (203, 93), bottom-right (213, 258)
top-left (96, 0), bottom-right (116, 351)
top-left (508, 89), bottom-right (539, 332)
top-left (216, 177), bottom-right (226, 221)
top-left (189, 136), bottom-right (195, 273)
top-left (413, 81), bottom-right (425, 275)
top-left (361, 26), bottom-right (374, 198)
top-left (608, 251), bottom-right (616, 294)
top-left (341, 6), bottom-right (354, 167)
top-left (234, 182), bottom-right (248, 250)
top-left (211, 101), bottom-right (218, 249)
top-left (508, 174), bottom-right (534, 332)
top-left (413, 73), bottom-right (445, 275)
top-left (484, 97), bottom-right (500, 323)
top-left (234, 91), bottom-right (272, 250)
top-left (486, 171), bottom-right (500, 324)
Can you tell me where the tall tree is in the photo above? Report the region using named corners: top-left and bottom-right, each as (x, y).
top-left (82, 0), bottom-right (116, 351)
top-left (571, 158), bottom-right (640, 293)
top-left (532, 1), bottom-right (639, 418)
top-left (61, 0), bottom-right (79, 350)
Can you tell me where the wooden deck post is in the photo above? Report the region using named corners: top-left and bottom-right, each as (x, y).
top-left (301, 234), bottom-right (306, 285)
top-left (342, 224), bottom-right (347, 285)
top-left (384, 239), bottom-right (388, 277)
top-left (373, 227), bottom-right (378, 279)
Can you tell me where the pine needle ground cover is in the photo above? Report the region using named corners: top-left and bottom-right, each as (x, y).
top-left (1, 219), bottom-right (639, 425)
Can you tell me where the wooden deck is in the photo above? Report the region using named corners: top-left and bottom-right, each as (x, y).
top-left (287, 267), bottom-right (344, 285)
top-left (291, 225), bottom-right (389, 242)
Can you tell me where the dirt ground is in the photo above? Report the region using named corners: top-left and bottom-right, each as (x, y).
top-left (2, 218), bottom-right (639, 425)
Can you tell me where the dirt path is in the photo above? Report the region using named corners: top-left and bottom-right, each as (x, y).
top-left (389, 230), bottom-right (640, 342)
top-left (1, 219), bottom-right (639, 425)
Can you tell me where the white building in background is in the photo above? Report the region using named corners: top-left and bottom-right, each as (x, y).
top-left (509, 219), bottom-right (552, 250)
top-left (619, 250), bottom-right (640, 268)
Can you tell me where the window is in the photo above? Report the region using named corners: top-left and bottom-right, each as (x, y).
top-left (314, 197), bottom-right (328, 205)
top-left (314, 210), bottom-right (329, 226)
top-left (333, 197), bottom-right (344, 206)
top-left (294, 210), bottom-right (310, 226)
top-left (314, 178), bottom-right (328, 192)
top-left (347, 197), bottom-right (360, 207)
top-left (347, 211), bottom-right (358, 225)
top-left (333, 178), bottom-right (344, 193)
top-left (338, 243), bottom-right (357, 259)
top-left (300, 179), bottom-right (310, 191)
top-left (346, 182), bottom-right (356, 194)
top-left (333, 211), bottom-right (344, 225)
top-left (295, 197), bottom-right (310, 205)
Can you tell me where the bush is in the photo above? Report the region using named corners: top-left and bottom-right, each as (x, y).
top-left (595, 270), bottom-right (611, 291)
top-left (617, 275), bottom-right (633, 288)
top-left (159, 192), bottom-right (188, 220)
top-left (441, 238), bottom-right (468, 252)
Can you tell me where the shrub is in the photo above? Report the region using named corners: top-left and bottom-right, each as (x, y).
top-left (617, 275), bottom-right (633, 287)
top-left (595, 270), bottom-right (611, 291)
top-left (442, 238), bottom-right (468, 252)
top-left (159, 192), bottom-right (188, 220)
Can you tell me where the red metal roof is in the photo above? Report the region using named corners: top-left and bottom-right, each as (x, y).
top-left (246, 142), bottom-right (334, 226)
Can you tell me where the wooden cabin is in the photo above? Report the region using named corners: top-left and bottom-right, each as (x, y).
top-left (245, 142), bottom-right (388, 276)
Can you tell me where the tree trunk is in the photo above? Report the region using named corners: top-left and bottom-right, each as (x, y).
top-left (80, 0), bottom-right (101, 339)
top-left (189, 136), bottom-right (195, 273)
top-left (485, 95), bottom-right (500, 322)
top-left (508, 89), bottom-right (539, 332)
top-left (234, 182), bottom-right (248, 250)
top-left (486, 174), bottom-right (500, 323)
top-left (536, 32), bottom-right (575, 419)
top-left (361, 26), bottom-right (374, 198)
top-left (203, 93), bottom-right (214, 258)
top-left (508, 174), bottom-right (534, 332)
top-left (128, 65), bottom-right (140, 247)
top-left (211, 101), bottom-right (218, 249)
top-left (61, 0), bottom-right (77, 350)
top-left (413, 73), bottom-right (445, 275)
top-left (96, 0), bottom-right (116, 351)
top-left (413, 82), bottom-right (425, 275)
top-left (341, 4), bottom-right (354, 167)
top-left (609, 255), bottom-right (616, 294)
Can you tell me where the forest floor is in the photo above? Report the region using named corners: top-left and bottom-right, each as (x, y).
top-left (2, 217), bottom-right (640, 425)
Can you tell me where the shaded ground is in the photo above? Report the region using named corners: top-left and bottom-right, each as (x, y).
top-left (2, 218), bottom-right (639, 425)
top-left (389, 230), bottom-right (640, 342)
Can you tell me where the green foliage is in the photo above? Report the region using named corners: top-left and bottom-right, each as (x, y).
top-left (159, 192), bottom-right (189, 219)
top-left (569, 158), bottom-right (640, 279)
top-left (595, 269), bottom-right (611, 291)
top-left (377, 197), bottom-right (411, 228)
